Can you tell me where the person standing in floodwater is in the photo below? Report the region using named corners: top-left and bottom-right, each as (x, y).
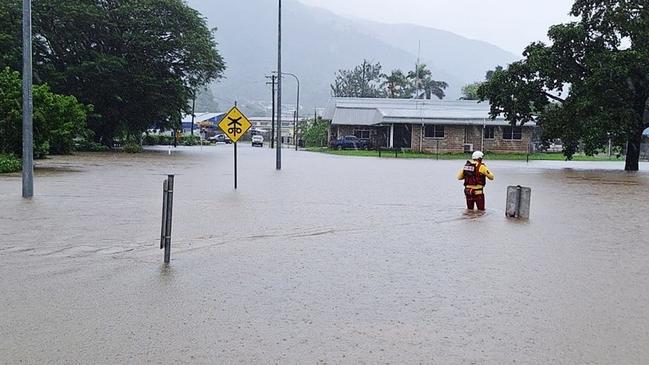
top-left (457, 151), bottom-right (495, 211)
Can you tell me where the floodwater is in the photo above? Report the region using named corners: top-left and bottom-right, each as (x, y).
top-left (1, 145), bottom-right (648, 364)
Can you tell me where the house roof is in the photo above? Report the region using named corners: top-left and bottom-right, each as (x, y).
top-left (324, 98), bottom-right (533, 127)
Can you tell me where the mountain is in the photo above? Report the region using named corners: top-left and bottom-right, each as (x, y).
top-left (185, 0), bottom-right (518, 115)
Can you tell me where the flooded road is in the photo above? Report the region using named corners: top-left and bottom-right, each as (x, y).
top-left (1, 146), bottom-right (648, 364)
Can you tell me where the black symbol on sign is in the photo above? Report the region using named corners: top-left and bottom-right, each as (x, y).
top-left (227, 116), bottom-right (243, 136)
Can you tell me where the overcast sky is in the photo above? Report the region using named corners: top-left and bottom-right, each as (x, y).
top-left (298, 0), bottom-right (576, 55)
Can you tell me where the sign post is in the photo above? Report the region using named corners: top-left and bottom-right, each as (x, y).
top-left (219, 106), bottom-right (252, 189)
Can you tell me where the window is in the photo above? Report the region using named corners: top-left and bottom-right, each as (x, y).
top-left (424, 125), bottom-right (445, 138)
top-left (503, 126), bottom-right (523, 140)
top-left (354, 130), bottom-right (370, 139)
top-left (484, 126), bottom-right (495, 139)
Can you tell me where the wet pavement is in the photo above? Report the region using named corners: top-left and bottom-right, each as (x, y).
top-left (1, 145), bottom-right (648, 364)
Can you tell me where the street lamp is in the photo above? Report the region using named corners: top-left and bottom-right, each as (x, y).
top-left (22, 0), bottom-right (34, 198)
top-left (273, 71), bottom-right (300, 151)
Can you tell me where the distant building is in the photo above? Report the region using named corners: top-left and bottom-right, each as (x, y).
top-left (323, 98), bottom-right (537, 153)
top-left (181, 112), bottom-right (225, 134)
top-left (249, 116), bottom-right (306, 145)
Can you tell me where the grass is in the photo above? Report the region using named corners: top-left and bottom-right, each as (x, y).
top-left (305, 147), bottom-right (625, 162)
top-left (0, 154), bottom-right (22, 173)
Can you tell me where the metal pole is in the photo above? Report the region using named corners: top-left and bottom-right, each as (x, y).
top-left (294, 75), bottom-right (300, 151)
top-left (164, 175), bottom-right (175, 264)
top-left (276, 0), bottom-right (282, 170)
top-left (293, 110), bottom-right (297, 149)
top-left (234, 142), bottom-right (238, 189)
top-left (191, 91), bottom-right (196, 136)
top-left (22, 0), bottom-right (34, 198)
top-left (271, 75), bottom-right (276, 148)
top-left (160, 179), bottom-right (169, 249)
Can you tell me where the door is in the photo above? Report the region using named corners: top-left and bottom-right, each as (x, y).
top-left (393, 124), bottom-right (412, 149)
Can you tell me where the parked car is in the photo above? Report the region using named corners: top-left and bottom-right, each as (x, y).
top-left (209, 133), bottom-right (232, 144)
top-left (251, 135), bottom-right (264, 147)
top-left (330, 135), bottom-right (370, 150)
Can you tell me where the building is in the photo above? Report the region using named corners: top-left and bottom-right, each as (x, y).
top-left (249, 115), bottom-right (305, 145)
top-left (323, 98), bottom-right (537, 153)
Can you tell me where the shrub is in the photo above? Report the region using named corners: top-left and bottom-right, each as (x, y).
top-left (0, 67), bottom-right (89, 158)
top-left (123, 142), bottom-right (143, 153)
top-left (0, 154), bottom-right (21, 173)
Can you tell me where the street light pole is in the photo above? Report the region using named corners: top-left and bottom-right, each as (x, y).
top-left (22, 0), bottom-right (34, 198)
top-left (273, 72), bottom-right (300, 151)
top-left (276, 0), bottom-right (282, 170)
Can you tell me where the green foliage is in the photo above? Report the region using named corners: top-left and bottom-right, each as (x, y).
top-left (381, 70), bottom-right (409, 98)
top-left (331, 60), bottom-right (385, 98)
top-left (0, 154), bottom-right (21, 173)
top-left (123, 141), bottom-right (143, 154)
top-left (331, 61), bottom-right (447, 99)
top-left (478, 0), bottom-right (649, 171)
top-left (0, 67), bottom-right (88, 158)
top-left (300, 118), bottom-right (330, 147)
top-left (461, 82), bottom-right (482, 100)
top-left (407, 64), bottom-right (448, 100)
top-left (0, 0), bottom-right (225, 145)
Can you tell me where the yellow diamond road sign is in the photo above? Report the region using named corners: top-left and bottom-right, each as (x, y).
top-left (219, 106), bottom-right (252, 143)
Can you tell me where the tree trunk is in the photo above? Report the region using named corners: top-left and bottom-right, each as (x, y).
top-left (624, 131), bottom-right (642, 171)
top-left (625, 97), bottom-right (649, 171)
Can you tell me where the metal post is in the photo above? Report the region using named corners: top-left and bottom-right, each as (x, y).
top-left (234, 142), bottom-right (238, 189)
top-left (22, 0), bottom-right (34, 198)
top-left (293, 110), bottom-right (297, 149)
top-left (160, 179), bottom-right (169, 249)
top-left (161, 175), bottom-right (175, 263)
top-left (190, 91), bottom-right (196, 136)
top-left (276, 0), bottom-right (282, 170)
top-left (267, 75), bottom-right (276, 149)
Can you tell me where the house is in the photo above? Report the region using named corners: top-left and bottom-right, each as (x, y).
top-left (323, 98), bottom-right (537, 153)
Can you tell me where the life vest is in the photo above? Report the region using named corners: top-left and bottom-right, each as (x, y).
top-left (463, 161), bottom-right (486, 187)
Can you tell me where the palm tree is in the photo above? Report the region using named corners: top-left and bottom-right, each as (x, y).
top-left (407, 64), bottom-right (447, 100)
top-left (381, 70), bottom-right (408, 98)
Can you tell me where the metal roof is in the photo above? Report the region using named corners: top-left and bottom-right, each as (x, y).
top-left (182, 112), bottom-right (225, 125)
top-left (324, 97), bottom-right (533, 127)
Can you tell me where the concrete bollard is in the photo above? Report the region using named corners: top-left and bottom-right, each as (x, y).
top-left (506, 185), bottom-right (531, 219)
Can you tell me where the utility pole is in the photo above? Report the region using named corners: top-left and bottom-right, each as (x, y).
top-left (22, 0), bottom-right (34, 198)
top-left (266, 75), bottom-right (276, 148)
top-left (276, 0), bottom-right (282, 170)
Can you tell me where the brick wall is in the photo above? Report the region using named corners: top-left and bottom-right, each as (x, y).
top-left (411, 124), bottom-right (533, 153)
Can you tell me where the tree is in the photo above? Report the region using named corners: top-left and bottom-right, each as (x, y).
top-left (331, 60), bottom-right (385, 98)
top-left (407, 64), bottom-right (448, 99)
top-left (381, 69), bottom-right (409, 98)
top-left (0, 68), bottom-right (88, 158)
top-left (194, 87), bottom-right (220, 113)
top-left (478, 0), bottom-right (649, 171)
top-left (485, 66), bottom-right (503, 81)
top-left (0, 0), bottom-right (225, 145)
top-left (461, 82), bottom-right (481, 100)
top-left (300, 117), bottom-right (330, 147)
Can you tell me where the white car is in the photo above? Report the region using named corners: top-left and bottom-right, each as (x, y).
top-left (251, 135), bottom-right (264, 147)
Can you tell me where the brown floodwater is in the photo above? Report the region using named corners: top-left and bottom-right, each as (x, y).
top-left (1, 145), bottom-right (648, 364)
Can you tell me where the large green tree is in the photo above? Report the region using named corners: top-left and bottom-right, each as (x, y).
top-left (331, 60), bottom-right (385, 98)
top-left (478, 0), bottom-right (649, 171)
top-left (0, 0), bottom-right (225, 144)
